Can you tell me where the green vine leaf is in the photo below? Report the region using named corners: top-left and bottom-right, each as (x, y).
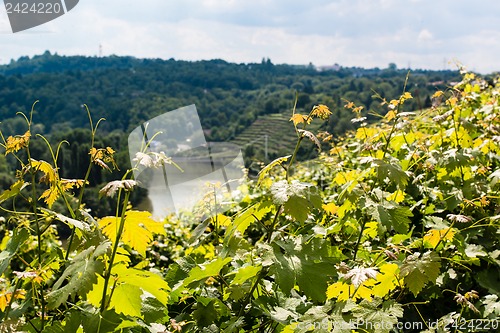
top-left (270, 237), bottom-right (337, 302)
top-left (184, 257), bottom-right (232, 286)
top-left (113, 264), bottom-right (171, 306)
top-left (351, 299), bottom-right (404, 333)
top-left (47, 241), bottom-right (110, 309)
top-left (109, 283), bottom-right (143, 318)
top-left (0, 180), bottom-right (28, 204)
top-left (489, 168), bottom-right (500, 187)
top-left (271, 180), bottom-right (322, 223)
top-left (482, 294), bottom-right (500, 318)
top-left (228, 265), bottom-right (261, 285)
top-left (40, 208), bottom-right (91, 233)
top-left (400, 251), bottom-right (441, 296)
top-left (367, 201), bottom-right (413, 234)
top-left (371, 159), bottom-right (409, 188)
top-left (258, 155), bottom-right (291, 184)
top-left (0, 228), bottom-right (29, 276)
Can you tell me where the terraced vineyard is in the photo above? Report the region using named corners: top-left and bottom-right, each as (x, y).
top-left (231, 112), bottom-right (324, 161)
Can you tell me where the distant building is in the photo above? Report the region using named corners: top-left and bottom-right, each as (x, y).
top-left (317, 63), bottom-right (341, 72)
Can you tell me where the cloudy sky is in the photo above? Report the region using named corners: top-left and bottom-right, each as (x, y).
top-left (1, 0), bottom-right (499, 73)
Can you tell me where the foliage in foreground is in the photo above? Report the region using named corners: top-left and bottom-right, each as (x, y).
top-left (0, 68), bottom-right (499, 332)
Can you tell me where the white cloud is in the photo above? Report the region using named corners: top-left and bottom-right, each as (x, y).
top-left (0, 5), bottom-right (12, 33)
top-left (418, 29), bottom-right (434, 42)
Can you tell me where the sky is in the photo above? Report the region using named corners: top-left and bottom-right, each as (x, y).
top-left (1, 0), bottom-right (500, 73)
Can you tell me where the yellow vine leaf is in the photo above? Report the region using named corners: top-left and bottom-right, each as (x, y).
top-left (473, 138), bottom-right (499, 154)
top-left (344, 101), bottom-right (355, 109)
top-left (401, 92), bottom-right (413, 102)
top-left (333, 173), bottom-right (347, 186)
top-left (333, 170), bottom-right (359, 186)
top-left (386, 110), bottom-right (397, 121)
top-left (60, 179), bottom-right (86, 191)
top-left (89, 147), bottom-right (103, 161)
top-left (337, 199), bottom-right (354, 219)
top-left (30, 160), bottom-right (84, 207)
top-left (89, 146), bottom-right (118, 171)
top-left (0, 290), bottom-right (25, 311)
top-left (355, 284), bottom-right (374, 300)
top-left (432, 90), bottom-right (444, 99)
top-left (0, 292), bottom-right (12, 312)
top-left (86, 275), bottom-right (105, 307)
top-left (185, 243), bottom-right (216, 260)
top-left (108, 283), bottom-right (142, 317)
top-left (366, 263), bottom-right (400, 297)
top-left (30, 159), bottom-right (57, 184)
top-left (4, 131), bottom-right (30, 155)
top-left (386, 189), bottom-right (405, 203)
top-left (446, 96), bottom-right (458, 107)
top-left (39, 179), bottom-right (85, 208)
top-left (281, 323), bottom-right (300, 333)
top-left (322, 202), bottom-right (339, 215)
top-left (289, 113), bottom-right (309, 126)
top-left (114, 248), bottom-right (131, 264)
top-left (355, 127), bottom-right (378, 140)
top-left (39, 187), bottom-right (60, 208)
top-left (215, 214), bottom-right (231, 227)
top-left (99, 210), bottom-right (166, 256)
top-left (327, 263), bottom-right (400, 302)
top-left (423, 228), bottom-right (456, 248)
top-left (329, 146), bottom-right (343, 155)
top-left (114, 265), bottom-right (171, 305)
top-left (311, 104), bottom-right (332, 119)
top-left (363, 221), bottom-right (378, 239)
top-left (457, 127), bottom-right (473, 148)
top-left (326, 281), bottom-right (351, 301)
top-left (326, 281), bottom-right (373, 301)
top-left (389, 99), bottom-right (399, 109)
top-left (257, 155), bottom-right (291, 185)
top-left (0, 180), bottom-right (27, 204)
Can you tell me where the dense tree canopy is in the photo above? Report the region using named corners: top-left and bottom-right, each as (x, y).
top-left (0, 52), bottom-right (459, 142)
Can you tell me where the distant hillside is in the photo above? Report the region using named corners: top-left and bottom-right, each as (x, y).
top-left (0, 52), bottom-right (460, 147)
top-left (0, 53), bottom-right (464, 217)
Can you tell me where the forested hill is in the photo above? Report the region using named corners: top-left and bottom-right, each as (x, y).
top-left (0, 52), bottom-right (460, 142)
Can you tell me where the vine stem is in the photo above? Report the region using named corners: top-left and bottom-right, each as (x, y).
top-left (65, 162), bottom-right (93, 260)
top-left (266, 206), bottom-right (282, 242)
top-left (352, 218), bottom-right (367, 261)
top-left (237, 267), bottom-right (268, 317)
top-left (286, 94), bottom-right (310, 181)
top-left (67, 106), bottom-right (104, 259)
top-left (286, 135), bottom-right (304, 182)
top-left (239, 96), bottom-right (313, 318)
top-left (24, 105), bottom-right (46, 330)
top-left (381, 71), bottom-right (411, 159)
top-left (34, 134), bottom-right (79, 261)
top-left (2, 278), bottom-right (23, 322)
top-left (432, 221), bottom-right (456, 251)
top-left (454, 306), bottom-right (465, 333)
top-left (100, 190), bottom-right (131, 313)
